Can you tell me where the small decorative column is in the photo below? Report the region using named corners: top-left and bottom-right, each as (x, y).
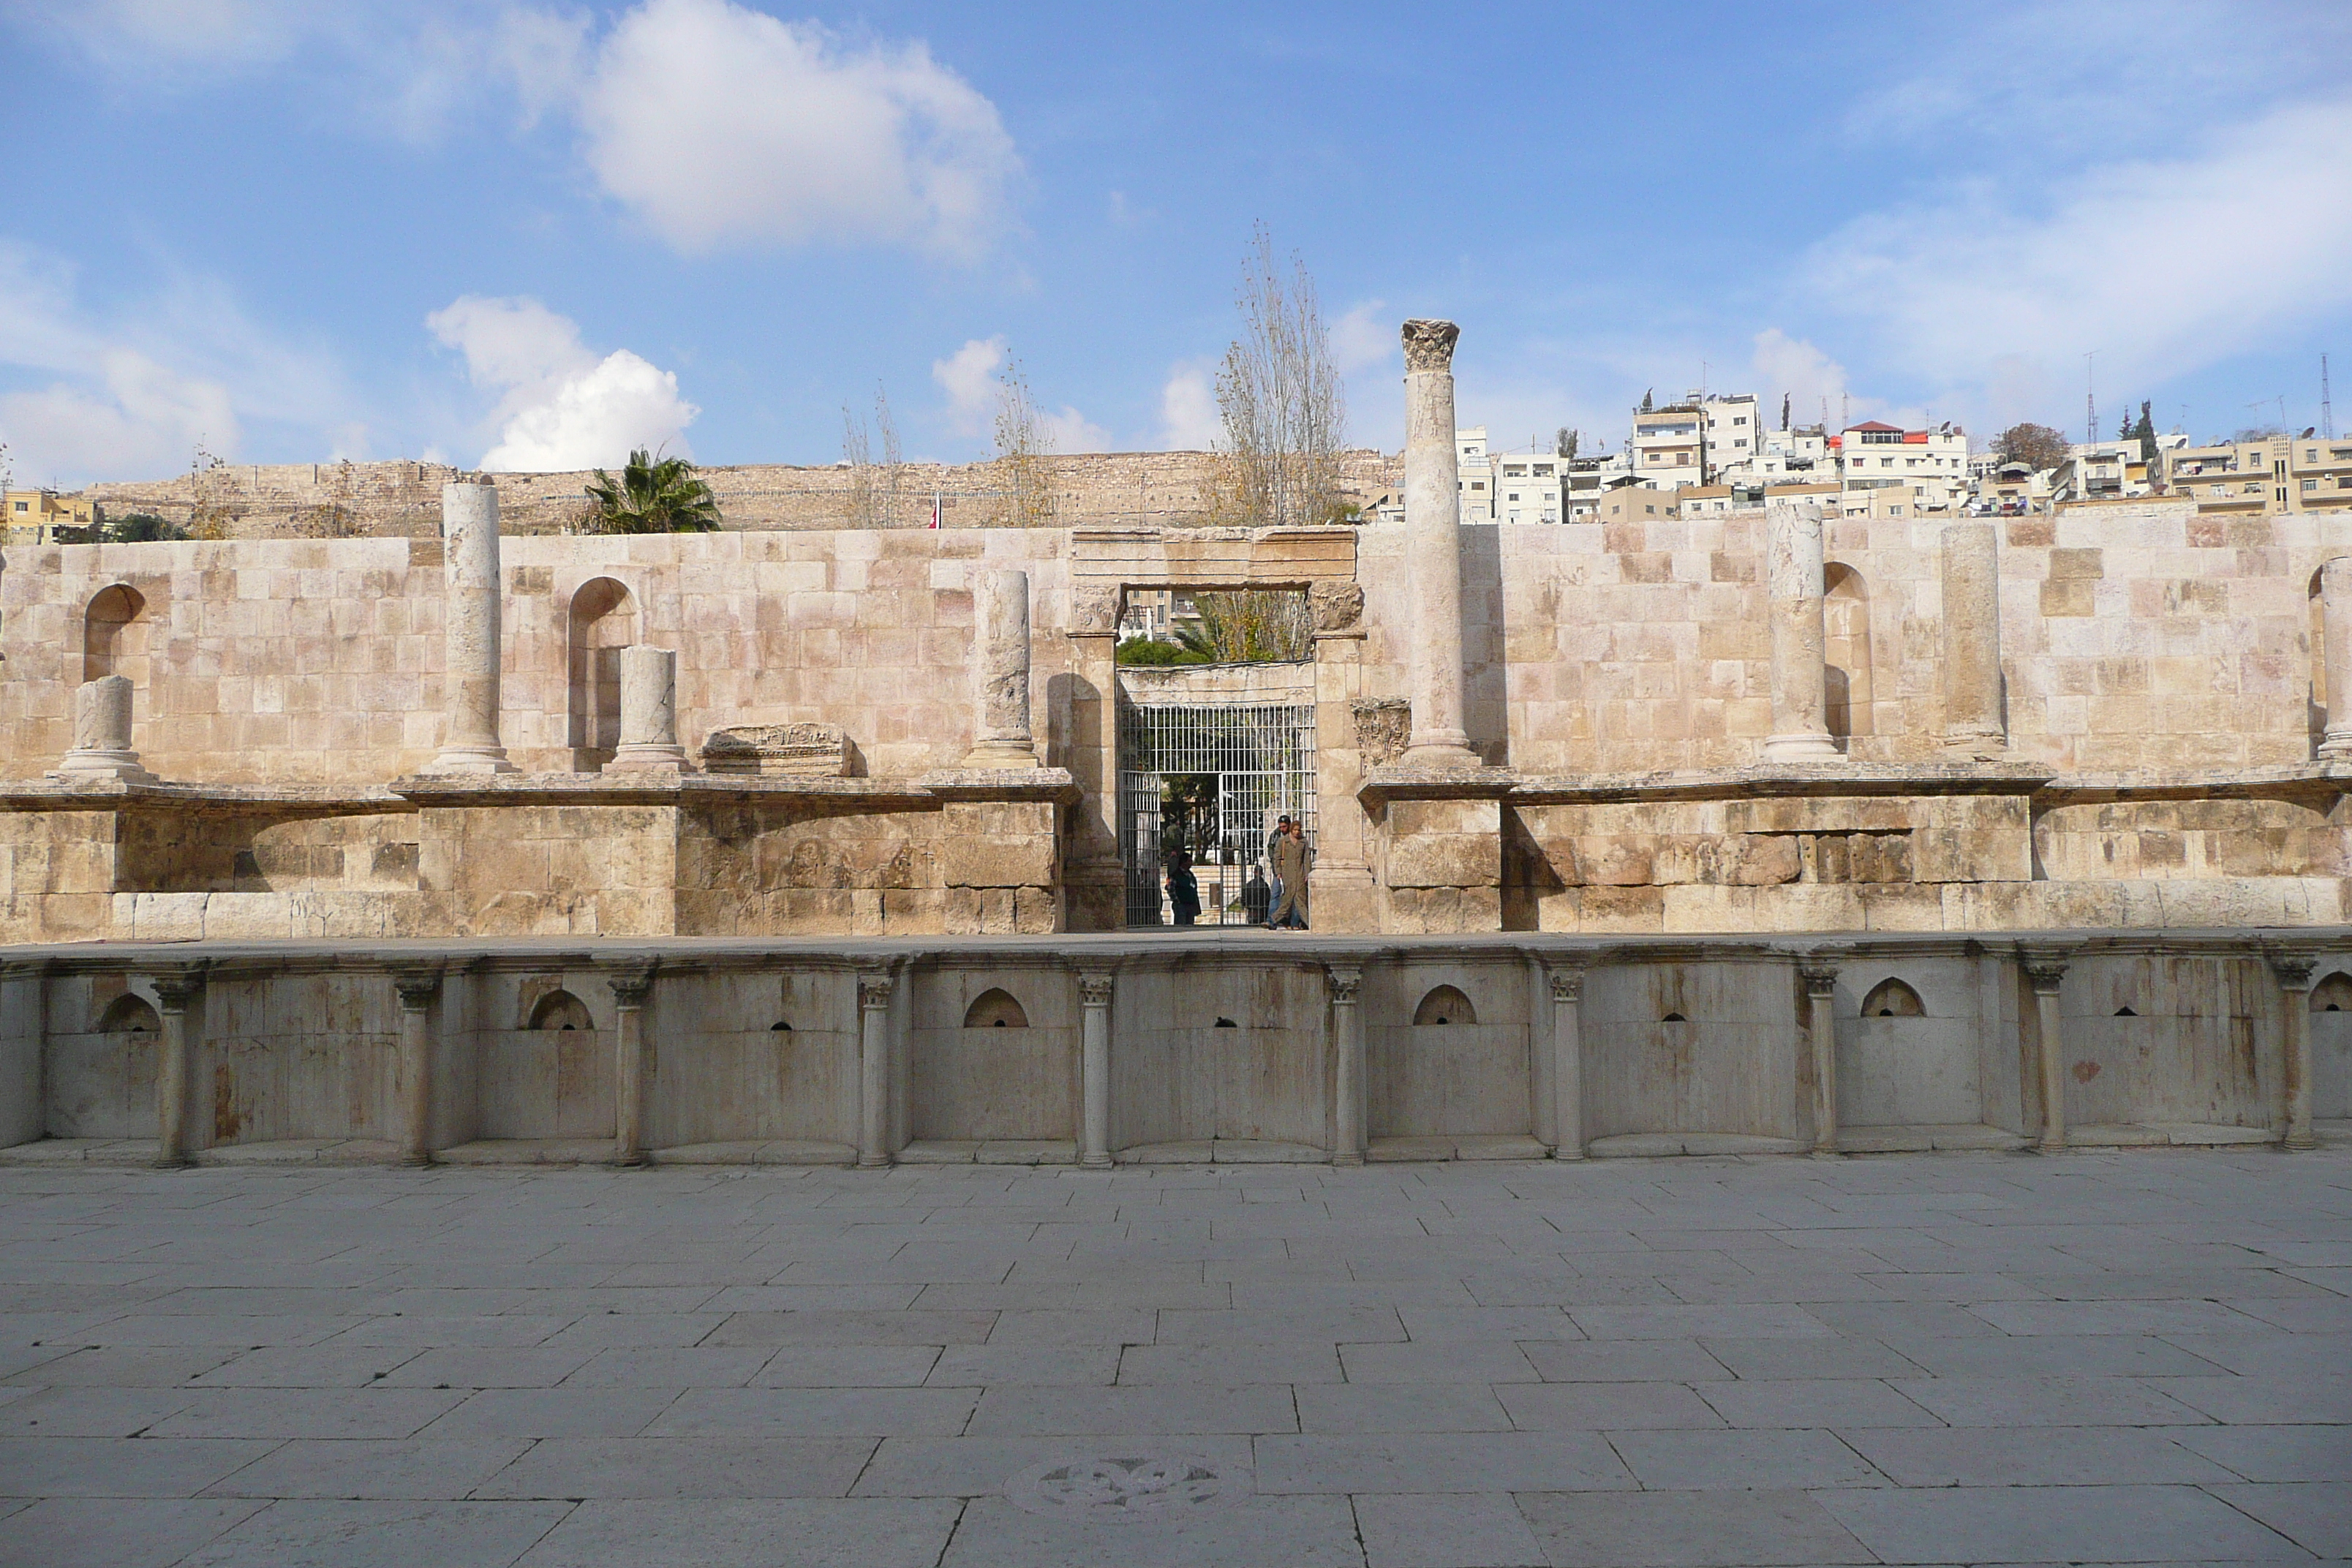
top-left (1401, 319), bottom-right (1480, 767)
top-left (392, 968), bottom-right (442, 1167)
top-left (2269, 951), bottom-right (2318, 1150)
top-left (52, 676), bottom-right (157, 782)
top-left (1079, 971), bottom-right (1114, 1168)
top-left (150, 970), bottom-right (203, 1168)
top-left (962, 568), bottom-right (1040, 768)
top-left (1547, 966), bottom-right (1586, 1159)
top-left (2024, 953), bottom-right (2069, 1153)
top-left (2320, 558), bottom-right (2352, 761)
top-left (423, 478), bottom-right (515, 774)
top-left (857, 968), bottom-right (894, 1168)
top-left (1328, 965), bottom-right (1365, 1165)
top-left (1762, 500), bottom-right (1842, 761)
top-left (608, 962), bottom-right (655, 1166)
top-left (1801, 959), bottom-right (1841, 1155)
top-left (608, 646), bottom-right (689, 770)
top-left (1941, 521), bottom-right (2006, 756)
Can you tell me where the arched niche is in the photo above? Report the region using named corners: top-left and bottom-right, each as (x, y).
top-left (83, 584), bottom-right (149, 687)
top-left (1823, 562), bottom-right (1872, 745)
top-left (1413, 984), bottom-right (1477, 1026)
top-left (2313, 973), bottom-right (2352, 1013)
top-left (1859, 978), bottom-right (1924, 1018)
top-left (962, 988), bottom-right (1028, 1028)
top-left (95, 992), bottom-right (160, 1033)
top-left (567, 577), bottom-right (638, 771)
top-left (529, 990), bottom-right (595, 1032)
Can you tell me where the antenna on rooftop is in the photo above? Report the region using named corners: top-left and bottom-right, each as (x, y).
top-left (2084, 350), bottom-right (2097, 445)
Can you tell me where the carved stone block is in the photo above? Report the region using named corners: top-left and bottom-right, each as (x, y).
top-left (699, 723), bottom-right (851, 777)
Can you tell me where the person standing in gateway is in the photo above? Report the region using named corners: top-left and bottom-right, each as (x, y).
top-left (1267, 818), bottom-right (1311, 930)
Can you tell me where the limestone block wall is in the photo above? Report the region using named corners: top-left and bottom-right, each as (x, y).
top-left (1362, 956), bottom-right (1532, 1138)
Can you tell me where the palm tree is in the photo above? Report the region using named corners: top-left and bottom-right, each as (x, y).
top-left (584, 448), bottom-right (721, 534)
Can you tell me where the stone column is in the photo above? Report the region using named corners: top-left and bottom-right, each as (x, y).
top-left (2269, 951), bottom-right (2318, 1150)
top-left (2024, 953), bottom-right (2068, 1153)
top-left (608, 646), bottom-right (690, 770)
top-left (1762, 501), bottom-right (1841, 761)
top-left (1547, 966), bottom-right (1585, 1159)
top-left (608, 962), bottom-right (655, 1166)
top-left (962, 568), bottom-right (1040, 768)
top-left (857, 968), bottom-right (894, 1168)
top-left (2320, 558), bottom-right (2352, 760)
top-left (1079, 971), bottom-right (1114, 1168)
top-left (1328, 965), bottom-right (1365, 1165)
top-left (392, 969), bottom-right (441, 1167)
top-left (1401, 320), bottom-right (1480, 767)
top-left (423, 479), bottom-right (516, 774)
top-left (52, 676), bottom-right (157, 782)
top-left (1801, 959), bottom-right (1841, 1155)
top-left (1940, 521), bottom-right (2005, 755)
top-left (151, 971), bottom-right (203, 1168)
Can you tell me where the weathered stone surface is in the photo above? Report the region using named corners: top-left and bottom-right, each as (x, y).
top-left (700, 725), bottom-right (851, 777)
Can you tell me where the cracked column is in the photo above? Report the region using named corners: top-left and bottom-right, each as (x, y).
top-left (2024, 953), bottom-right (2069, 1153)
top-left (1762, 500), bottom-right (1841, 761)
top-left (962, 568), bottom-right (1040, 768)
top-left (1801, 959), bottom-right (1841, 1156)
top-left (1079, 972), bottom-right (1114, 1168)
top-left (52, 676), bottom-right (156, 782)
top-left (1941, 521), bottom-right (2006, 756)
top-left (392, 968), bottom-right (441, 1167)
top-left (1328, 966), bottom-right (1365, 1165)
top-left (423, 478), bottom-right (515, 774)
top-left (858, 968), bottom-right (894, 1168)
top-left (2269, 952), bottom-right (2318, 1150)
top-left (609, 962), bottom-right (655, 1166)
top-left (1401, 319), bottom-right (1479, 767)
top-left (1547, 967), bottom-right (1585, 1159)
top-left (151, 970), bottom-right (203, 1168)
top-left (609, 646), bottom-right (689, 770)
top-left (2321, 558), bottom-right (2352, 760)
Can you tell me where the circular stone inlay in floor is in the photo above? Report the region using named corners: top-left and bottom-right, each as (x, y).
top-left (1004, 1455), bottom-right (1253, 1521)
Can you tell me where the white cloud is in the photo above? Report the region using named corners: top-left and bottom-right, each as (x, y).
top-left (1040, 404), bottom-right (1109, 454)
top-left (1803, 97), bottom-right (2352, 415)
top-left (428, 293), bottom-right (696, 471)
top-left (573, 0), bottom-right (1019, 260)
top-left (0, 348), bottom-right (236, 483)
top-left (1750, 330), bottom-right (1848, 430)
top-left (1330, 301), bottom-right (1394, 377)
top-left (1158, 362), bottom-right (1219, 450)
top-left (15, 0), bottom-right (327, 72)
top-left (932, 335), bottom-right (1005, 438)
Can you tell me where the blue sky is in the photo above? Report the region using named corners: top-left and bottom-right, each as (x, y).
top-left (2, 0), bottom-right (2348, 486)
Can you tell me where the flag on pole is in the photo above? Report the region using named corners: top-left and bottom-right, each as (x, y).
top-left (930, 494), bottom-right (941, 529)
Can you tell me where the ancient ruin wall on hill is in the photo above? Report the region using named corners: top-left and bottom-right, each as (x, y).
top-left (80, 451), bottom-right (1404, 539)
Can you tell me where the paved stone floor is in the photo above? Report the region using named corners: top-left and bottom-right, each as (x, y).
top-left (1, 1150), bottom-right (2347, 1568)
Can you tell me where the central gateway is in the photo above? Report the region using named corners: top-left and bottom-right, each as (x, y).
top-left (1117, 661), bottom-right (1317, 927)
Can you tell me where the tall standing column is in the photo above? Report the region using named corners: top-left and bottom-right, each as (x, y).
top-left (2320, 558), bottom-right (2352, 760)
top-left (1801, 959), bottom-right (1841, 1155)
top-left (151, 970), bottom-right (203, 1168)
top-left (2024, 953), bottom-right (2069, 1153)
top-left (423, 478), bottom-right (516, 774)
top-left (1762, 501), bottom-right (1841, 761)
top-left (1079, 972), bottom-right (1114, 1168)
top-left (1401, 320), bottom-right (1479, 767)
top-left (608, 646), bottom-right (690, 770)
top-left (52, 676), bottom-right (156, 782)
top-left (1547, 966), bottom-right (1585, 1159)
top-left (857, 968), bottom-right (894, 1168)
top-left (392, 968), bottom-right (442, 1167)
top-left (1328, 965), bottom-right (1365, 1165)
top-left (962, 568), bottom-right (1040, 768)
top-left (2269, 951), bottom-right (2318, 1150)
top-left (1941, 521), bottom-right (2006, 755)
top-left (609, 962), bottom-right (655, 1166)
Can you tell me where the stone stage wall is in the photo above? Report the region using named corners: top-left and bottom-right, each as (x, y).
top-left (1, 932), bottom-right (2343, 1169)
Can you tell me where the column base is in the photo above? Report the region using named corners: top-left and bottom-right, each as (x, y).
top-left (2037, 1136), bottom-right (2067, 1154)
top-left (1080, 1152), bottom-right (1112, 1169)
top-left (399, 1152), bottom-right (434, 1169)
top-left (1401, 742), bottom-right (1481, 769)
top-left (2321, 734), bottom-right (2352, 762)
top-left (151, 1153), bottom-right (190, 1170)
top-left (607, 745), bottom-right (690, 771)
top-left (50, 750), bottom-right (157, 783)
top-left (2285, 1131), bottom-right (2316, 1152)
top-left (420, 747), bottom-right (518, 775)
top-left (1330, 1152), bottom-right (1364, 1168)
top-left (1762, 734), bottom-right (1844, 761)
top-left (1551, 1145), bottom-right (1585, 1161)
top-left (958, 743), bottom-right (1041, 769)
top-left (611, 1147), bottom-right (647, 1168)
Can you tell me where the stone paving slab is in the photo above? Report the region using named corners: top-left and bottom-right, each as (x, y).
top-left (0, 1150), bottom-right (2345, 1565)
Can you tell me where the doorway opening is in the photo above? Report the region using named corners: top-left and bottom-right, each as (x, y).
top-left (1118, 693), bottom-right (1316, 927)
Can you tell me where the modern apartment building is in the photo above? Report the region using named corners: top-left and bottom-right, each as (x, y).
top-left (1830, 421), bottom-right (1970, 511)
top-left (1630, 392), bottom-right (1758, 489)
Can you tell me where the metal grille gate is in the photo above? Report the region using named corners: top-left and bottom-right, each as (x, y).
top-left (1119, 701), bottom-right (1317, 927)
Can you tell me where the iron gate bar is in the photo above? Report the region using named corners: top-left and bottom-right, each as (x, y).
top-left (1118, 700), bottom-right (1316, 927)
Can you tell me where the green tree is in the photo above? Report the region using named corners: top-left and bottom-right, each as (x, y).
top-left (1994, 422), bottom-right (2070, 472)
top-left (1172, 590), bottom-right (1313, 663)
top-left (1115, 636), bottom-right (1206, 666)
top-left (108, 513), bottom-right (187, 543)
top-left (2130, 401), bottom-right (2157, 463)
top-left (584, 448), bottom-right (721, 534)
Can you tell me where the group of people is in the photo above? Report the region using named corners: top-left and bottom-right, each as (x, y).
top-left (1161, 814), bottom-right (1311, 931)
